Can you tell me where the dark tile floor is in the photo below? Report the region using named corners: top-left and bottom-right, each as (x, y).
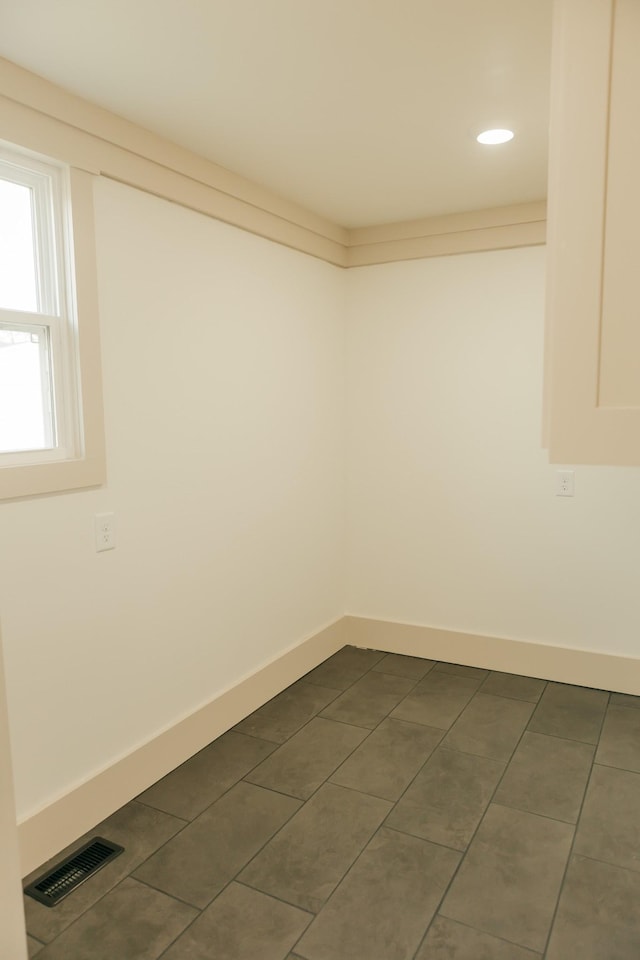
top-left (22, 646), bottom-right (640, 959)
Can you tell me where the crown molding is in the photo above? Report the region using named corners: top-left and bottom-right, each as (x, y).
top-left (0, 57), bottom-right (348, 266)
top-left (347, 201), bottom-right (546, 266)
top-left (0, 57), bottom-right (546, 267)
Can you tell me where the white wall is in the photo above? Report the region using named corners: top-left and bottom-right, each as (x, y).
top-left (5, 204), bottom-right (640, 829)
top-left (0, 178), bottom-right (346, 820)
top-left (346, 246), bottom-right (640, 656)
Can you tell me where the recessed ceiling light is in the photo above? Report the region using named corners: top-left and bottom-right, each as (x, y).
top-left (477, 128), bottom-right (514, 145)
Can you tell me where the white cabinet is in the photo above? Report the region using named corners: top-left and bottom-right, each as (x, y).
top-left (545, 0), bottom-right (640, 464)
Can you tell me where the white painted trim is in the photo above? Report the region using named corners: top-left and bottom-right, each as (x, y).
top-left (348, 201), bottom-right (547, 246)
top-left (0, 57), bottom-right (547, 267)
top-left (0, 167), bottom-right (106, 501)
top-left (347, 201), bottom-right (546, 267)
top-left (544, 0), bottom-right (640, 465)
top-left (18, 617), bottom-right (347, 876)
top-left (347, 218), bottom-right (545, 267)
top-left (0, 58), bottom-right (346, 244)
top-left (19, 612), bottom-right (640, 877)
top-left (0, 57), bottom-right (348, 268)
top-left (0, 627), bottom-right (28, 959)
top-left (347, 616), bottom-right (640, 696)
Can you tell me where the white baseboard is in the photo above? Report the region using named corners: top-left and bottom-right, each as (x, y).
top-left (20, 613), bottom-right (640, 875)
top-left (18, 617), bottom-right (347, 876)
top-left (347, 615), bottom-right (640, 695)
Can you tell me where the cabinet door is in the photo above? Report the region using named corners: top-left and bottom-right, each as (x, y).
top-left (545, 0), bottom-right (640, 464)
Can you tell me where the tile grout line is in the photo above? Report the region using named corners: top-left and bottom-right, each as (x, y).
top-left (154, 877), bottom-right (316, 960)
top-left (129, 729), bottom-right (301, 858)
top-left (389, 675), bottom-right (485, 736)
top-left (25, 871), bottom-right (195, 957)
top-left (607, 698), bottom-right (640, 712)
top-left (322, 776), bottom-right (406, 805)
top-left (132, 729), bottom-right (289, 823)
top-left (564, 849), bottom-right (640, 878)
top-left (19, 653), bottom-right (421, 951)
top-left (26, 650), bottom-right (628, 959)
top-left (285, 818), bottom-right (402, 957)
top-left (313, 713), bottom-right (381, 733)
top-left (539, 689), bottom-right (611, 959)
top-left (407, 683), bottom-right (556, 960)
top-left (331, 665), bottom-right (474, 827)
top-left (130, 872), bottom-right (206, 910)
top-left (592, 758), bottom-right (640, 776)
top-left (24, 649), bottom-right (366, 951)
top-left (433, 664), bottom-right (490, 680)
top-left (233, 875), bottom-right (318, 918)
top-left (26, 933), bottom-right (47, 948)
top-left (485, 798), bottom-right (579, 828)
top-left (231, 727), bottom-right (297, 745)
top-left (241, 673), bottom-right (429, 808)
top-left (138, 682), bottom-right (351, 814)
top-left (158, 780), bottom-right (306, 915)
top-left (228, 653), bottom-right (429, 957)
top-left (369, 671), bottom-right (520, 829)
top-left (477, 690), bottom-right (547, 704)
top-left (319, 674), bottom-right (424, 727)
top-left (231, 777), bottom-right (392, 920)
top-left (22, 806), bottom-right (191, 950)
top-left (148, 760), bottom-right (328, 959)
top-left (289, 663), bottom-right (535, 958)
top-left (238, 653), bottom-right (377, 742)
top-left (152, 877), bottom-right (223, 960)
top-left (135, 656), bottom-right (379, 826)
top-left (131, 688), bottom-right (348, 820)
top-left (13, 658), bottom-right (541, 955)
top-left (255, 669), bottom-right (614, 960)
top-left (375, 733), bottom-right (449, 813)
top-left (477, 669), bottom-right (548, 703)
top-left (245, 707), bottom-right (394, 803)
top-left (381, 822), bottom-right (467, 856)
top-left (288, 668), bottom-right (526, 960)
top-left (253, 649), bottom-right (417, 751)
top-left (224, 653), bottom-right (427, 917)
top-left (421, 912), bottom-right (545, 957)
top-left (522, 728), bottom-right (602, 748)
top-left (152, 650), bottom-right (406, 931)
top-left (285, 663), bottom-right (468, 957)
top-left (371, 666), bottom-right (436, 682)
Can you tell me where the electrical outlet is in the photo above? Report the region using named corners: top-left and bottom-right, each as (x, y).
top-left (94, 512), bottom-right (116, 551)
top-left (555, 470), bottom-right (575, 497)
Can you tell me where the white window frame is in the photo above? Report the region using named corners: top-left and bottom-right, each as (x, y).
top-left (0, 141), bottom-right (105, 499)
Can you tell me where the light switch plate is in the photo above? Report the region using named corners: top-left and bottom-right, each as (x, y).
top-left (556, 470), bottom-right (575, 497)
top-left (95, 513), bottom-right (116, 551)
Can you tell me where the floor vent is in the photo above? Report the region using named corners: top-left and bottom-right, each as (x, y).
top-left (24, 838), bottom-right (124, 907)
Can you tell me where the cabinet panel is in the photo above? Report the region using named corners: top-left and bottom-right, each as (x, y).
top-left (545, 0), bottom-right (640, 464)
top-left (599, 0), bottom-right (640, 408)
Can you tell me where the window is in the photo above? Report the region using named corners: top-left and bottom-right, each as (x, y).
top-left (0, 141), bottom-right (105, 499)
top-left (0, 145), bottom-right (80, 463)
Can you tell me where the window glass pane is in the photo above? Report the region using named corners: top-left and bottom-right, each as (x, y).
top-left (0, 178), bottom-right (38, 312)
top-left (0, 327), bottom-right (53, 452)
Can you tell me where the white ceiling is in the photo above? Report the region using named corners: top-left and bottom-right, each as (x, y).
top-left (0, 0), bottom-right (552, 228)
